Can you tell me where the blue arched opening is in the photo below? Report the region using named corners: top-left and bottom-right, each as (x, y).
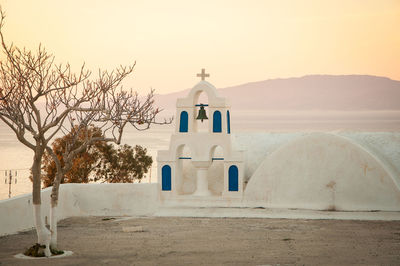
top-left (228, 165), bottom-right (239, 191)
top-left (179, 111), bottom-right (188, 132)
top-left (213, 110), bottom-right (222, 133)
top-left (162, 165), bottom-right (172, 191)
top-left (227, 110), bottom-right (231, 134)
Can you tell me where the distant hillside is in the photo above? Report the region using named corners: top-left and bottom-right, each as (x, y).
top-left (154, 75), bottom-right (400, 110)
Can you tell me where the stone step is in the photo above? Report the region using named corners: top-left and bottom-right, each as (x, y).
top-left (159, 195), bottom-right (243, 208)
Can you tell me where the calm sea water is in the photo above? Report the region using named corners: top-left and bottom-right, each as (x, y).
top-left (1, 109), bottom-right (399, 200)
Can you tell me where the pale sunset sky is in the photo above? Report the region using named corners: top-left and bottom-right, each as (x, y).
top-left (1, 0), bottom-right (399, 94)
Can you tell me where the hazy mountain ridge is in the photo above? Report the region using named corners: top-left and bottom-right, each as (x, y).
top-left (154, 75), bottom-right (400, 111)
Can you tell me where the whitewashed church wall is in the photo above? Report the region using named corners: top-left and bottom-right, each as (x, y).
top-left (243, 133), bottom-right (400, 211)
top-left (232, 133), bottom-right (307, 183)
top-left (232, 132), bottom-right (400, 185)
top-left (163, 132), bottom-right (400, 198)
top-left (339, 132), bottom-right (400, 179)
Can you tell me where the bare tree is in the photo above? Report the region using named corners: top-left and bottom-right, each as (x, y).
top-left (45, 83), bottom-right (169, 250)
top-left (0, 8), bottom-right (170, 256)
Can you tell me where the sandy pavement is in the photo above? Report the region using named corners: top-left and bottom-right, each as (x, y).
top-left (0, 216), bottom-right (400, 265)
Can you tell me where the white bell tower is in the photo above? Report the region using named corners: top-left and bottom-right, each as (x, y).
top-left (157, 69), bottom-right (245, 201)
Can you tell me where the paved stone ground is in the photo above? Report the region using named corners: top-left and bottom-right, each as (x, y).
top-left (0, 216), bottom-right (400, 265)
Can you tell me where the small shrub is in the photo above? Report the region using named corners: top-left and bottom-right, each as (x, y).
top-left (24, 243), bottom-right (46, 257)
top-left (50, 246), bottom-right (64, 255)
top-left (24, 243), bottom-right (64, 257)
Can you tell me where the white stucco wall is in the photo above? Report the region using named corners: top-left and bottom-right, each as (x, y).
top-left (339, 132), bottom-right (400, 180)
top-left (0, 183), bottom-right (159, 236)
top-left (160, 132), bottom-right (400, 210)
top-left (233, 132), bottom-right (400, 185)
top-left (232, 133), bottom-right (306, 182)
top-left (243, 133), bottom-right (400, 211)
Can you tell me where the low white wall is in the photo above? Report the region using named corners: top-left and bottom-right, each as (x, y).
top-left (0, 183), bottom-right (159, 236)
top-left (0, 188), bottom-right (52, 237)
top-left (59, 183), bottom-right (159, 217)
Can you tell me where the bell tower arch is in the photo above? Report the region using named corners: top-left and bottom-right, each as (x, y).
top-left (175, 70), bottom-right (231, 134)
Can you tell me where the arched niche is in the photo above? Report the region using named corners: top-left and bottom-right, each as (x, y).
top-left (228, 165), bottom-right (239, 191)
top-left (179, 111), bottom-right (188, 132)
top-left (208, 145), bottom-right (225, 195)
top-left (161, 165), bottom-right (172, 191)
top-left (176, 144), bottom-right (195, 195)
top-left (227, 110), bottom-right (231, 134)
top-left (213, 110), bottom-right (222, 133)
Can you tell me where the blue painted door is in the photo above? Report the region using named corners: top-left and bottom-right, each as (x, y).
top-left (213, 111), bottom-right (222, 133)
top-left (179, 111), bottom-right (188, 132)
top-left (228, 165), bottom-right (239, 191)
top-left (227, 110), bottom-right (231, 134)
top-left (162, 165), bottom-right (171, 191)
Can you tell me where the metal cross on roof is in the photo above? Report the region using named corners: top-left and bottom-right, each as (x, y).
top-left (196, 68), bottom-right (210, 81)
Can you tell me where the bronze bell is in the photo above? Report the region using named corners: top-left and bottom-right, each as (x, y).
top-left (196, 104), bottom-right (208, 122)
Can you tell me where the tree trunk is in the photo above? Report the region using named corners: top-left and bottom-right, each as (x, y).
top-left (32, 155), bottom-right (51, 257)
top-left (49, 203), bottom-right (58, 249)
top-left (50, 172), bottom-right (62, 249)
